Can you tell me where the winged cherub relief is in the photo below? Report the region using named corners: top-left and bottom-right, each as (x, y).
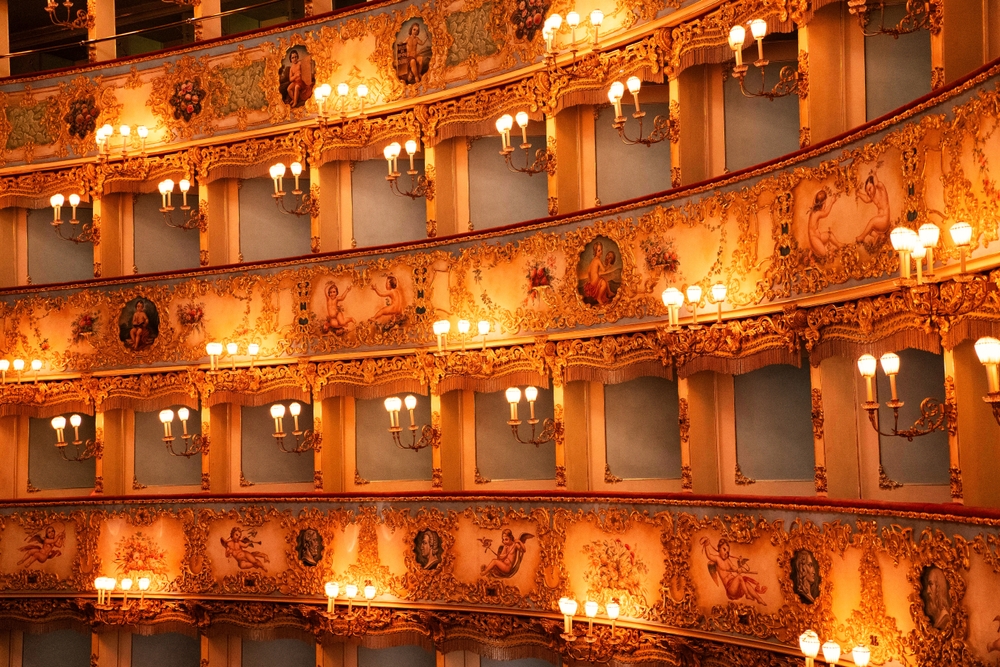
top-left (700, 536), bottom-right (767, 605)
top-left (478, 529), bottom-right (534, 578)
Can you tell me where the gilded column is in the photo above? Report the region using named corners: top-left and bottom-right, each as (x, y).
top-left (677, 376), bottom-right (692, 492)
top-left (809, 363), bottom-right (828, 496)
top-left (942, 347), bottom-right (963, 503)
top-left (87, 0), bottom-right (116, 63)
top-left (430, 393), bottom-right (443, 487)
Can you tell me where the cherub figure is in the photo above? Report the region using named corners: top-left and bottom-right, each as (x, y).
top-left (129, 300), bottom-right (152, 351)
top-left (400, 23), bottom-right (429, 84)
top-left (220, 527), bottom-right (270, 571)
top-left (807, 188), bottom-right (843, 259)
top-left (324, 282), bottom-right (354, 333)
top-left (700, 537), bottom-right (767, 605)
top-left (855, 167), bottom-right (891, 246)
top-left (479, 529), bottom-right (534, 579)
top-left (371, 275), bottom-right (405, 324)
top-left (18, 525), bottom-right (65, 567)
top-left (580, 241), bottom-right (618, 305)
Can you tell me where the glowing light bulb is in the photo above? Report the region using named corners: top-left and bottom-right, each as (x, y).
top-left (404, 395), bottom-right (417, 411)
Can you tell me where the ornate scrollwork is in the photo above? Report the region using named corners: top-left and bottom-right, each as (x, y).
top-left (847, 0), bottom-right (941, 37)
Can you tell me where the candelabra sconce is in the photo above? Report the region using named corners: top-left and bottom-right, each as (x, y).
top-left (313, 83), bottom-right (333, 124)
top-left (269, 162), bottom-right (317, 217)
top-left (50, 414), bottom-right (102, 462)
top-left (541, 10), bottom-right (604, 57)
top-left (856, 353), bottom-right (951, 441)
top-left (94, 576), bottom-right (150, 610)
top-left (49, 194), bottom-right (98, 244)
top-left (606, 77), bottom-right (674, 147)
top-left (799, 630), bottom-right (868, 667)
top-left (324, 582), bottom-right (339, 613)
top-left (505, 386), bottom-right (559, 446)
top-left (495, 113), bottom-right (555, 177)
top-left (661, 287), bottom-right (684, 329)
top-left (710, 282), bottom-right (728, 325)
top-left (918, 222), bottom-right (940, 277)
top-left (344, 583), bottom-right (359, 615)
top-left (157, 179), bottom-right (205, 231)
top-left (685, 285), bottom-right (703, 329)
top-left (383, 141), bottom-right (434, 200)
top-left (95, 124), bottom-right (147, 158)
top-left (205, 341), bottom-right (259, 371)
top-left (728, 21), bottom-right (804, 100)
top-left (558, 597), bottom-right (578, 641)
top-left (205, 342), bottom-right (223, 371)
top-left (363, 581), bottom-right (376, 611)
top-left (975, 337), bottom-right (1000, 425)
top-left (384, 395), bottom-right (436, 451)
top-left (269, 402), bottom-right (320, 454)
top-left (847, 0), bottom-right (936, 38)
top-left (45, 0), bottom-right (93, 30)
top-left (950, 220), bottom-right (973, 278)
top-left (316, 82), bottom-right (363, 122)
top-left (3, 359), bottom-right (25, 383)
top-left (158, 408), bottom-right (208, 458)
top-left (432, 318), bottom-right (490, 354)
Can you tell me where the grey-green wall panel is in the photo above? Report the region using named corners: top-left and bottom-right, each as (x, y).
top-left (28, 415), bottom-right (96, 489)
top-left (595, 104), bottom-right (672, 205)
top-left (352, 159), bottom-right (427, 247)
top-left (605, 376), bottom-right (681, 479)
top-left (723, 60), bottom-right (800, 173)
top-left (134, 408), bottom-right (202, 487)
top-left (133, 192), bottom-right (201, 274)
top-left (356, 395), bottom-right (433, 481)
top-left (239, 177), bottom-right (313, 262)
top-left (27, 207), bottom-right (94, 285)
top-left (475, 387), bottom-right (555, 480)
top-left (864, 5), bottom-right (931, 121)
top-left (131, 632), bottom-right (200, 667)
top-left (241, 403), bottom-right (314, 484)
top-left (468, 135), bottom-right (549, 229)
top-left (358, 645), bottom-right (435, 667)
top-left (243, 638), bottom-right (313, 667)
top-left (23, 629), bottom-right (90, 667)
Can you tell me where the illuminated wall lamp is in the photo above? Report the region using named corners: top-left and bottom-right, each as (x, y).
top-left (918, 223), bottom-right (940, 275)
top-left (158, 407), bottom-right (207, 458)
top-left (889, 226), bottom-right (918, 281)
top-left (269, 162), bottom-right (314, 217)
top-left (313, 83), bottom-right (333, 122)
top-left (558, 597), bottom-right (578, 640)
top-left (269, 401), bottom-right (320, 453)
top-left (950, 220), bottom-right (973, 276)
top-left (205, 342), bottom-right (223, 371)
top-left (661, 287), bottom-right (684, 329)
top-left (157, 179), bottom-right (203, 230)
top-left (383, 140), bottom-right (432, 199)
top-left (344, 583), bottom-right (358, 614)
top-left (363, 581), bottom-right (376, 610)
top-left (505, 386), bottom-right (558, 445)
top-left (685, 285), bottom-right (702, 328)
top-left (12, 359), bottom-right (24, 382)
top-left (50, 414), bottom-right (101, 461)
top-left (30, 359), bottom-right (42, 383)
top-left (975, 336), bottom-right (1000, 425)
top-left (383, 395), bottom-right (435, 450)
top-left (856, 352), bottom-right (950, 440)
top-left (495, 113), bottom-right (553, 176)
top-left (711, 282), bottom-right (728, 325)
top-left (324, 581), bottom-right (339, 613)
top-left (799, 630), bottom-right (820, 667)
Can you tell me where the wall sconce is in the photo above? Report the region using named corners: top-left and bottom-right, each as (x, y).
top-left (158, 408), bottom-right (208, 458)
top-left (95, 124), bottom-right (147, 158)
top-left (799, 630), bottom-right (820, 667)
top-left (383, 395), bottom-right (436, 451)
top-left (30, 359), bottom-right (42, 383)
top-left (889, 226), bottom-right (918, 281)
top-left (605, 601), bottom-right (620, 630)
top-left (269, 402), bottom-right (320, 454)
top-left (344, 583), bottom-right (358, 614)
top-left (542, 9), bottom-right (604, 56)
top-left (432, 319), bottom-right (490, 353)
top-left (269, 162), bottom-right (316, 217)
top-left (685, 285), bottom-right (702, 329)
top-left (847, 0), bottom-right (934, 38)
top-left (50, 414), bottom-right (101, 462)
top-left (606, 77), bottom-right (673, 147)
top-left (363, 581), bottom-right (376, 610)
top-left (558, 597), bottom-right (578, 640)
top-left (711, 282), bottom-right (727, 325)
top-left (918, 223), bottom-right (940, 275)
top-left (856, 353), bottom-right (951, 440)
top-left (12, 359), bottom-right (24, 382)
top-left (157, 179), bottom-right (205, 231)
top-left (495, 113), bottom-right (555, 176)
top-left (357, 84), bottom-right (369, 115)
top-left (45, 0), bottom-right (92, 29)
top-left (383, 141), bottom-right (433, 200)
top-left (93, 576), bottom-right (149, 609)
top-left (49, 194), bottom-right (98, 244)
top-left (316, 82), bottom-right (364, 122)
top-left (505, 386), bottom-right (558, 446)
top-left (728, 21), bottom-right (804, 100)
top-left (661, 287), bottom-right (683, 329)
top-left (206, 342), bottom-right (223, 370)
top-left (950, 220), bottom-right (973, 277)
top-left (324, 582), bottom-right (339, 613)
top-left (313, 83), bottom-right (333, 123)
top-left (975, 337), bottom-right (1000, 425)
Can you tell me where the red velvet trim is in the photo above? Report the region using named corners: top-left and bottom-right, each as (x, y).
top-left (8, 489), bottom-right (999, 523)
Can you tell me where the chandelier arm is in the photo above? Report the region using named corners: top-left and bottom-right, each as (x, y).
top-left (58, 439), bottom-right (100, 462)
top-left (864, 399), bottom-right (948, 441)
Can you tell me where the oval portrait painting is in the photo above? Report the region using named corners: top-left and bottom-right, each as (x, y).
top-left (118, 297), bottom-right (160, 352)
top-left (577, 236), bottom-right (622, 307)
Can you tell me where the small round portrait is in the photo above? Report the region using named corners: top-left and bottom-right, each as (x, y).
top-left (577, 236), bottom-right (622, 307)
top-left (295, 528), bottom-right (324, 568)
top-left (118, 297), bottom-right (160, 353)
top-left (414, 529), bottom-right (443, 570)
top-left (920, 565), bottom-right (953, 631)
top-left (395, 18), bottom-right (432, 85)
top-left (790, 549), bottom-right (821, 604)
top-left (279, 46), bottom-right (314, 108)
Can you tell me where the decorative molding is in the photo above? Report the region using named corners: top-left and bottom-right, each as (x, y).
top-left (238, 472), bottom-right (254, 487)
top-left (813, 465), bottom-right (828, 494)
top-left (604, 463), bottom-right (623, 484)
top-left (473, 467), bottom-right (490, 485)
top-left (132, 475), bottom-right (147, 491)
top-left (878, 464), bottom-right (902, 490)
top-left (734, 463), bottom-right (756, 486)
top-left (354, 470), bottom-right (370, 485)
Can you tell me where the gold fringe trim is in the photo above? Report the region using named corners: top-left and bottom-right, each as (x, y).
top-left (565, 359), bottom-right (672, 385)
top-left (0, 400), bottom-right (92, 419)
top-left (943, 316), bottom-right (1000, 350)
top-left (317, 378), bottom-right (427, 401)
top-left (100, 392), bottom-right (198, 413)
top-left (811, 328), bottom-right (940, 365)
top-left (204, 387), bottom-right (310, 408)
top-left (436, 371), bottom-right (549, 396)
top-left (203, 155), bottom-right (298, 185)
top-left (677, 348), bottom-right (800, 378)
